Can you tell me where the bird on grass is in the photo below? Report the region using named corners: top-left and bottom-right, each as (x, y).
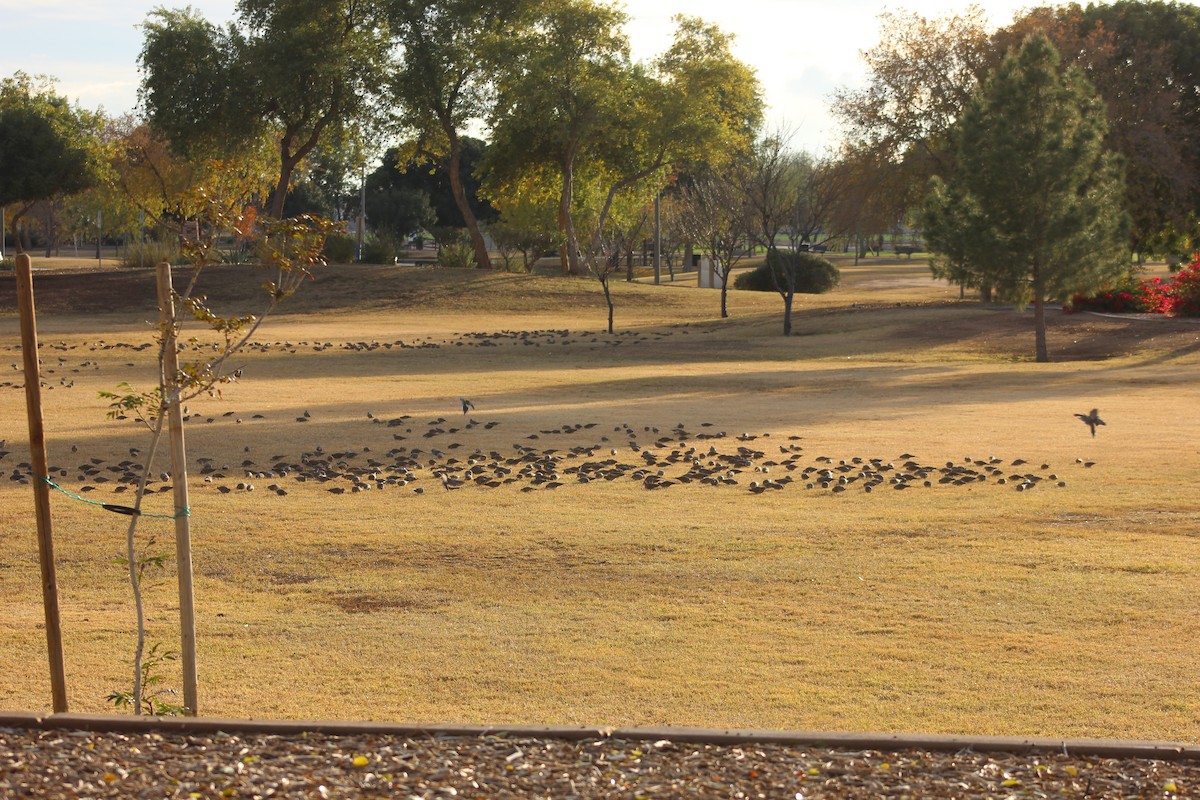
top-left (460, 397), bottom-right (475, 415)
top-left (1074, 408), bottom-right (1105, 437)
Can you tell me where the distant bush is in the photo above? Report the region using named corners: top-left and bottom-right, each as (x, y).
top-left (734, 250), bottom-right (840, 294)
top-left (360, 233), bottom-right (402, 264)
top-left (219, 245), bottom-right (255, 264)
top-left (437, 239), bottom-right (474, 269)
top-left (0, 256), bottom-right (13, 271)
top-left (323, 234), bottom-right (356, 264)
top-left (429, 226), bottom-right (474, 268)
top-left (120, 241), bottom-right (180, 269)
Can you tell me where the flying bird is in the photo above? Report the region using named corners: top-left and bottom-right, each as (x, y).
top-left (460, 397), bottom-right (475, 415)
top-left (1074, 408), bottom-right (1105, 437)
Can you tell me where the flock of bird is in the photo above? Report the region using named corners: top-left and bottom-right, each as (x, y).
top-left (2, 328), bottom-right (717, 394)
top-left (1, 331), bottom-right (1106, 503)
top-left (1, 400), bottom-right (1102, 503)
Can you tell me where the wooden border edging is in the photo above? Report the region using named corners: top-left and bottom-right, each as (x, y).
top-left (1, 713), bottom-right (1196, 761)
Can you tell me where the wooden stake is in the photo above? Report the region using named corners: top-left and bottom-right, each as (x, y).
top-left (156, 262), bottom-right (198, 716)
top-left (15, 253), bottom-right (69, 713)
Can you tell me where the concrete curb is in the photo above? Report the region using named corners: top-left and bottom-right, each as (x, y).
top-left (2, 712), bottom-right (1197, 761)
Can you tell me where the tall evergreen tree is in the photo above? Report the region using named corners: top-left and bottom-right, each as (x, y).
top-left (922, 33), bottom-right (1129, 362)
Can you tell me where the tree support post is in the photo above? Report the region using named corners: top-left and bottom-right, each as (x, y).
top-left (156, 262), bottom-right (198, 715)
top-left (15, 253), bottom-right (69, 713)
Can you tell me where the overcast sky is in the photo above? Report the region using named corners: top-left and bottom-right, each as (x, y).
top-left (0, 0), bottom-right (1031, 156)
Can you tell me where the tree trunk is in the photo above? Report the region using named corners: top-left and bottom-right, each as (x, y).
top-left (446, 130), bottom-right (491, 270)
top-left (1032, 264), bottom-right (1048, 362)
top-left (720, 273), bottom-right (729, 319)
top-left (782, 292), bottom-right (793, 336)
top-left (601, 274), bottom-right (615, 333)
top-left (1033, 296), bottom-right (1048, 362)
top-left (11, 203), bottom-right (33, 254)
top-left (43, 203), bottom-right (56, 259)
top-left (561, 157), bottom-right (584, 276)
top-left (268, 156), bottom-right (301, 219)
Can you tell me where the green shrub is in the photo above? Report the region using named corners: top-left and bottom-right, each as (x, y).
top-left (323, 234), bottom-right (356, 264)
top-left (0, 256), bottom-right (13, 271)
top-left (360, 233), bottom-right (401, 264)
top-left (120, 240), bottom-right (181, 269)
top-left (734, 250), bottom-right (840, 294)
top-left (219, 245), bottom-right (256, 264)
top-left (437, 239), bottom-right (474, 269)
top-left (428, 226), bottom-right (475, 268)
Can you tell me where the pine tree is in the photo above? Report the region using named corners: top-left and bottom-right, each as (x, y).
top-left (922, 32), bottom-right (1130, 362)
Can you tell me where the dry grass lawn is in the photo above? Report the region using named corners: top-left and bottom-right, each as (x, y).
top-left (1, 256), bottom-right (1198, 741)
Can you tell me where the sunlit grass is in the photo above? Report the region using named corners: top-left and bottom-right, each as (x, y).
top-left (1, 260), bottom-right (1198, 740)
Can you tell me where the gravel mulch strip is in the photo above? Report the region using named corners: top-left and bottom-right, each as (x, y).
top-left (2, 719), bottom-right (1198, 799)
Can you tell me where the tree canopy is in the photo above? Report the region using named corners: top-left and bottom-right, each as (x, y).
top-left (0, 73), bottom-right (101, 251)
top-left (486, 0), bottom-right (634, 277)
top-left (485, 4), bottom-right (761, 328)
top-left (922, 33), bottom-right (1129, 362)
top-left (387, 0), bottom-right (533, 268)
top-left (139, 0), bottom-right (390, 218)
top-left (837, 1), bottom-right (1200, 258)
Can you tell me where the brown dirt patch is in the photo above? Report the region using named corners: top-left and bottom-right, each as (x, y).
top-left (328, 592), bottom-right (443, 614)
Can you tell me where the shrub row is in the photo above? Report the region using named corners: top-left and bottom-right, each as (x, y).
top-left (1070, 258), bottom-right (1200, 317)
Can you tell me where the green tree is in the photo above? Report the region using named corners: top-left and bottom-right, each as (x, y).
top-left (677, 167), bottom-right (755, 318)
top-left (832, 8), bottom-right (994, 217)
top-left (997, 2), bottom-right (1200, 257)
top-left (368, 141), bottom-right (496, 231)
top-left (489, 8), bottom-right (761, 328)
top-left (0, 73), bottom-right (101, 251)
top-left (364, 181), bottom-right (435, 243)
top-left (387, 0), bottom-right (532, 269)
top-left (922, 33), bottom-right (1129, 362)
top-left (283, 143), bottom-right (364, 221)
top-left (139, 0), bottom-right (389, 219)
top-left (741, 130), bottom-right (808, 335)
top-left (837, 3), bottom-right (1200, 260)
top-left (584, 15), bottom-right (760, 331)
top-left (484, 165), bottom-right (563, 272)
top-left (487, 0), bottom-right (631, 277)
